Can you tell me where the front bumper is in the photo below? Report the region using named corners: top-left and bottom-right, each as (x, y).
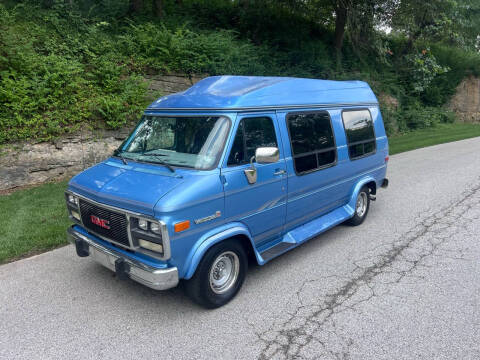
top-left (67, 227), bottom-right (179, 290)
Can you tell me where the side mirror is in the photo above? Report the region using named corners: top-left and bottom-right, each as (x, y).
top-left (244, 147), bottom-right (279, 185)
top-left (255, 147), bottom-right (279, 164)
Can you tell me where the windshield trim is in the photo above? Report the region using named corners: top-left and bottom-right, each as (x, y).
top-left (118, 114), bottom-right (232, 171)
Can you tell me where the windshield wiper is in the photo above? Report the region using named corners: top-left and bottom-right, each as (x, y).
top-left (141, 154), bottom-right (175, 173)
top-left (142, 150), bottom-right (167, 156)
top-left (113, 149), bottom-right (128, 165)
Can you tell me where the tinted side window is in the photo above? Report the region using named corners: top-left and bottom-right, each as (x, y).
top-left (227, 117), bottom-right (278, 166)
top-left (227, 120), bottom-right (245, 165)
top-left (287, 112), bottom-right (337, 174)
top-left (342, 110), bottom-right (376, 159)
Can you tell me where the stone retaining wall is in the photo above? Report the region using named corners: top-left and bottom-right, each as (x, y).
top-left (448, 76), bottom-right (480, 123)
top-left (145, 74), bottom-right (205, 95)
top-left (0, 130), bottom-right (129, 191)
top-left (1, 74), bottom-right (206, 191)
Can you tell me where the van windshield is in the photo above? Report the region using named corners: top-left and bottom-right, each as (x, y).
top-left (119, 115), bottom-right (230, 170)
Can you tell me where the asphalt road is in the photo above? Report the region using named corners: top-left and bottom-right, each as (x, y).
top-left (1, 138), bottom-right (480, 360)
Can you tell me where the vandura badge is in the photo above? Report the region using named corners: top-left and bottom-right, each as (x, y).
top-left (194, 211), bottom-right (221, 225)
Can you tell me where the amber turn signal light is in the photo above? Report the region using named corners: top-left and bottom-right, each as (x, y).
top-left (174, 220), bottom-right (190, 232)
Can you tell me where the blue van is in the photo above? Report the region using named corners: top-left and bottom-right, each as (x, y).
top-left (65, 76), bottom-right (389, 308)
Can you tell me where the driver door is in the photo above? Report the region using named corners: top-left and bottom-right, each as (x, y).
top-left (221, 113), bottom-right (287, 246)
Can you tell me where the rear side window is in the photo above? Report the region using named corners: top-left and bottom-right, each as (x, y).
top-left (227, 117), bottom-right (278, 166)
top-left (342, 109), bottom-right (376, 159)
top-left (287, 111), bottom-right (336, 174)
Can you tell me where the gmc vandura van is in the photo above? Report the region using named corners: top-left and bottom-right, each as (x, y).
top-left (66, 76), bottom-right (389, 308)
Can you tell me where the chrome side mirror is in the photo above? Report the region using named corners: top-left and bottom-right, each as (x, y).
top-left (256, 147), bottom-right (279, 164)
top-left (243, 147), bottom-right (279, 184)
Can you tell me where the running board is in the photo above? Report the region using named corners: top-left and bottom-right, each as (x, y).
top-left (258, 205), bottom-right (353, 264)
top-left (259, 242), bottom-right (295, 263)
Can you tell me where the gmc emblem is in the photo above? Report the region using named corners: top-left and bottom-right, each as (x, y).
top-left (90, 215), bottom-right (110, 229)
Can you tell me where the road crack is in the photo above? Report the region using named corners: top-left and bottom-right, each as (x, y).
top-left (255, 180), bottom-right (480, 359)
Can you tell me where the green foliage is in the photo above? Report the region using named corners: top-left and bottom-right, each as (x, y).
top-left (423, 44), bottom-right (480, 106)
top-left (391, 0), bottom-right (480, 49)
top-left (1, 0), bottom-right (480, 143)
top-left (405, 49), bottom-right (450, 94)
top-left (379, 106), bottom-right (401, 135)
top-left (397, 104), bottom-right (455, 131)
top-left (0, 4), bottom-right (148, 143)
top-left (119, 22), bottom-right (269, 75)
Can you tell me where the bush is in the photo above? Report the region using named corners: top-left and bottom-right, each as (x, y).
top-left (119, 22), bottom-right (270, 75)
top-left (0, 4), bottom-right (148, 143)
top-left (0, 1), bottom-right (478, 144)
top-left (424, 43), bottom-right (480, 105)
top-left (396, 103), bottom-right (456, 132)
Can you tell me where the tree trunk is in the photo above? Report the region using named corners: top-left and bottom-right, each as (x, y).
top-left (154, 0), bottom-right (164, 18)
top-left (334, 0), bottom-right (348, 69)
top-left (239, 0), bottom-right (250, 9)
top-left (130, 0), bottom-right (143, 13)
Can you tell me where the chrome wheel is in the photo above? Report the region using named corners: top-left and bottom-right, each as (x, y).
top-left (356, 191), bottom-right (368, 218)
top-left (209, 251), bottom-right (240, 294)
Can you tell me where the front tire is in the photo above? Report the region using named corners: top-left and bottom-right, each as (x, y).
top-left (347, 186), bottom-right (370, 226)
top-left (185, 239), bottom-right (247, 309)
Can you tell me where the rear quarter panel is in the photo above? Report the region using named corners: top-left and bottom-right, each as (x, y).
top-left (333, 106), bottom-right (388, 195)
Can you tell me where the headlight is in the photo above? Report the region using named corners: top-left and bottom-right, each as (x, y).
top-left (136, 218), bottom-right (161, 234)
top-left (65, 192), bottom-right (81, 223)
top-left (68, 194), bottom-right (79, 206)
top-left (138, 219), bottom-right (148, 230)
top-left (131, 218), bottom-right (165, 255)
top-left (150, 222), bottom-right (161, 234)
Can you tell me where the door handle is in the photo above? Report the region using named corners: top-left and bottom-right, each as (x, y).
top-left (274, 169), bottom-right (287, 176)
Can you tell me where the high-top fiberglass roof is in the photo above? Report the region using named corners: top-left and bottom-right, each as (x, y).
top-left (148, 76), bottom-right (378, 111)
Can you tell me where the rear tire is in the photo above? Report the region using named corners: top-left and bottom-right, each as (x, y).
top-left (347, 186), bottom-right (370, 226)
top-left (185, 239), bottom-right (248, 309)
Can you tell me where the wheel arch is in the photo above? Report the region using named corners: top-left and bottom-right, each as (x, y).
top-left (346, 176), bottom-right (376, 216)
top-left (182, 222), bottom-right (259, 280)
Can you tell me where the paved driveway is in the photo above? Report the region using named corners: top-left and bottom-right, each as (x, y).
top-left (1, 138), bottom-right (480, 359)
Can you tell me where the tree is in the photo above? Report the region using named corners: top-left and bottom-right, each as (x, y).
top-left (334, 0), bottom-right (348, 54)
top-left (391, 0), bottom-right (458, 51)
top-left (451, 0), bottom-right (480, 50)
top-left (130, 0), bottom-right (143, 13)
top-left (153, 0), bottom-right (164, 17)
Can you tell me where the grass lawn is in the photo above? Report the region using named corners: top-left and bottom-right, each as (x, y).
top-left (389, 123), bottom-right (480, 155)
top-left (0, 180), bottom-right (70, 264)
top-left (0, 122), bottom-right (479, 264)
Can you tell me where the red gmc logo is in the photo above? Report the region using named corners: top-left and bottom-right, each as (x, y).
top-left (90, 215), bottom-right (110, 229)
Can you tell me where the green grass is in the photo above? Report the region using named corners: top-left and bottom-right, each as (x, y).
top-left (389, 123), bottom-right (480, 155)
top-left (0, 181), bottom-right (70, 264)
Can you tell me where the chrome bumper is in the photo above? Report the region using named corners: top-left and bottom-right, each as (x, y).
top-left (67, 227), bottom-right (179, 291)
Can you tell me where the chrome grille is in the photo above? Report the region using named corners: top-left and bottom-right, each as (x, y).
top-left (79, 199), bottom-right (130, 247)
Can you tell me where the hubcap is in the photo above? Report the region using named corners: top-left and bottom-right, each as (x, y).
top-left (209, 251), bottom-right (240, 294)
top-left (356, 191), bottom-right (368, 217)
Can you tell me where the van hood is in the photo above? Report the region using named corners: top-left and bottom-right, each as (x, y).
top-left (68, 159), bottom-right (184, 216)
